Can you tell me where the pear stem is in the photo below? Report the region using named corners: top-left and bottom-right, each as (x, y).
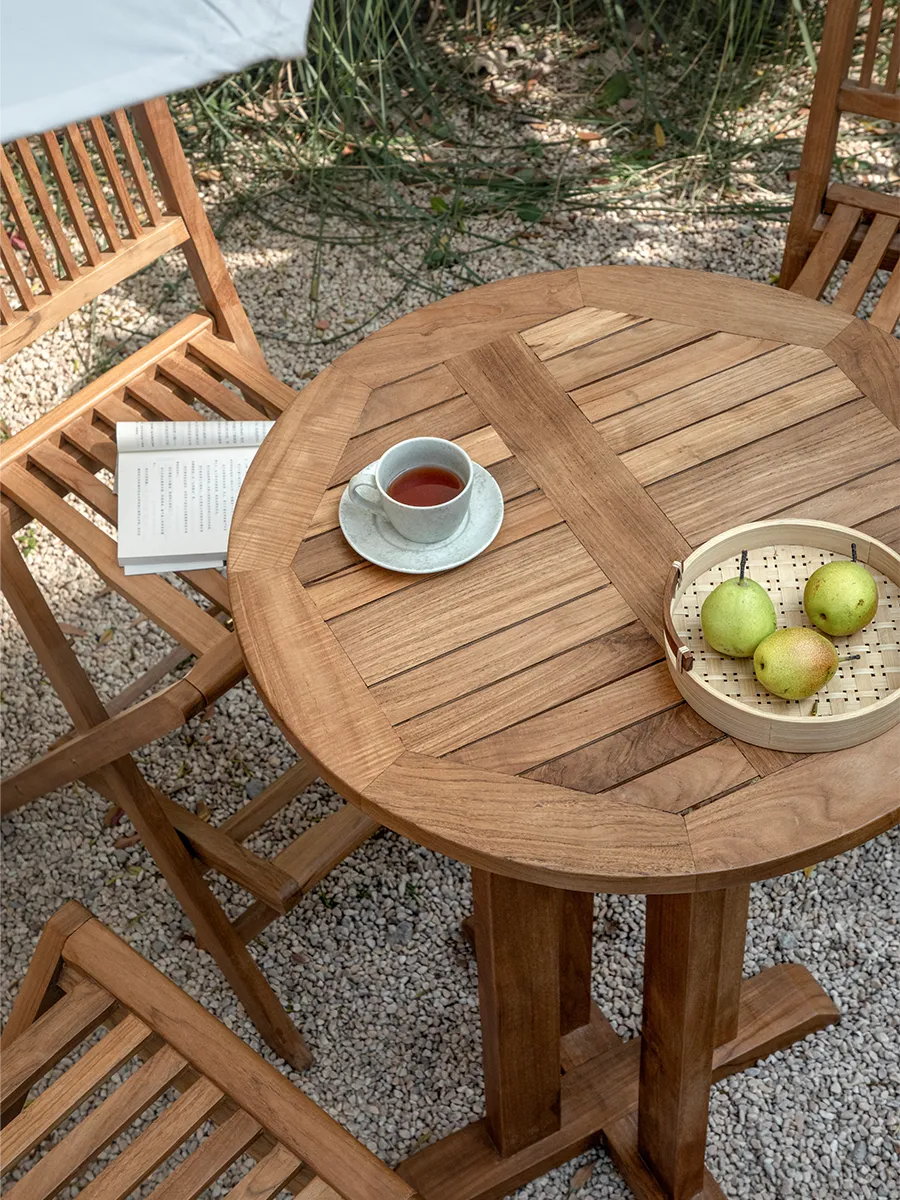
top-left (739, 548), bottom-right (748, 584)
top-left (851, 542), bottom-right (858, 563)
top-left (838, 653), bottom-right (862, 663)
top-left (810, 699), bottom-right (819, 716)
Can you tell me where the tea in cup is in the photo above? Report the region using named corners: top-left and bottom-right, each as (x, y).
top-left (347, 437), bottom-right (473, 543)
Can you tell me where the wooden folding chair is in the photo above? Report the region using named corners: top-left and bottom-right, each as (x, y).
top-left (0, 100), bottom-right (378, 1070)
top-left (780, 0), bottom-right (900, 332)
top-left (0, 902), bottom-right (419, 1200)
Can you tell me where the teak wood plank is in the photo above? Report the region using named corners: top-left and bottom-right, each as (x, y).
top-left (686, 728), bottom-right (900, 888)
top-left (0, 1015), bottom-right (152, 1172)
top-left (398, 621), bottom-right (659, 756)
top-left (771, 459), bottom-right (900, 528)
top-left (306, 488), bottom-right (562, 620)
top-left (357, 362), bottom-right (464, 433)
top-left (447, 662), bottom-right (680, 776)
top-left (859, 506), bottom-right (900, 550)
top-left (597, 740), bottom-right (757, 814)
top-left (157, 354), bottom-right (265, 422)
top-left (365, 752), bottom-right (695, 891)
top-left (0, 978), bottom-right (117, 1107)
top-left (623, 365), bottom-right (860, 486)
top-left (648, 398), bottom-right (900, 546)
top-left (223, 1144), bottom-right (304, 1200)
top-left (330, 393), bottom-right (486, 487)
top-left (541, 319), bottom-right (707, 393)
top-left (230, 569), bottom-right (403, 799)
top-left (870, 264), bottom-right (900, 333)
top-left (577, 265), bottom-right (853, 347)
top-left (327, 525), bottom-right (608, 684)
top-left (74, 1076), bottom-right (226, 1200)
top-left (372, 586), bottom-right (631, 725)
top-left (519, 307), bottom-right (642, 358)
top-left (586, 342), bottom-right (829, 456)
top-left (833, 213), bottom-right (900, 313)
top-left (526, 703), bottom-right (722, 793)
top-left (136, 1112), bottom-right (262, 1200)
top-left (5, 1044), bottom-right (189, 1200)
top-left (790, 204), bottom-right (864, 300)
top-left (570, 331), bottom-right (781, 418)
top-left (824, 318), bottom-right (900, 429)
top-left (336, 269), bottom-right (584, 386)
top-left (447, 334), bottom-right (690, 644)
top-left (228, 367), bottom-right (370, 573)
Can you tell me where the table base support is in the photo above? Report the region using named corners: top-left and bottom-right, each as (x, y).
top-left (397, 962), bottom-right (838, 1200)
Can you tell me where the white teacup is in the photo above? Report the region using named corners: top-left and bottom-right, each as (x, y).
top-left (347, 437), bottom-right (473, 543)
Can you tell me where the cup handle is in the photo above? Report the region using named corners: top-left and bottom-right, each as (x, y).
top-left (348, 469), bottom-right (382, 515)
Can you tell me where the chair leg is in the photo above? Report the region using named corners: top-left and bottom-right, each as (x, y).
top-left (95, 754), bottom-right (312, 1071)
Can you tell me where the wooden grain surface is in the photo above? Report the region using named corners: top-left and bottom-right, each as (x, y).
top-left (229, 269), bottom-right (900, 894)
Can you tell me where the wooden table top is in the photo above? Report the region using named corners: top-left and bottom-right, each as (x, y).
top-left (229, 266), bottom-right (900, 894)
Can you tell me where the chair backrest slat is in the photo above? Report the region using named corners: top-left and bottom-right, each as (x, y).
top-left (1, 101), bottom-right (263, 365)
top-left (781, 0), bottom-right (899, 288)
top-left (221, 1143), bottom-right (305, 1200)
top-left (145, 1108), bottom-right (263, 1200)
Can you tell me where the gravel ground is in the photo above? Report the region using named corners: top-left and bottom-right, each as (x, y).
top-left (2, 130), bottom-right (899, 1199)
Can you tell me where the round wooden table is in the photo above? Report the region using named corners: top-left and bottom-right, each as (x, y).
top-left (229, 267), bottom-right (900, 1200)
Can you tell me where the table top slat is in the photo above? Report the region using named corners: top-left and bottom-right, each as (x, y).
top-left (649, 397), bottom-right (900, 547)
top-left (525, 704), bottom-right (722, 794)
top-left (520, 307), bottom-right (643, 359)
top-left (542, 319), bottom-right (707, 393)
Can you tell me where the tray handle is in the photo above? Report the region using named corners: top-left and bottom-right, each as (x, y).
top-left (663, 560), bottom-right (694, 674)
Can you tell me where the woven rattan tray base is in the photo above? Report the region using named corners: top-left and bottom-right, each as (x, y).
top-left (664, 520), bottom-right (900, 752)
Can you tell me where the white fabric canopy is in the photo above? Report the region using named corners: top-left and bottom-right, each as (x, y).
top-left (0, 0), bottom-right (313, 142)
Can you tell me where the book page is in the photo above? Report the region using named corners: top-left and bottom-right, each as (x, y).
top-left (116, 420), bottom-right (273, 453)
top-left (116, 443), bottom-right (264, 570)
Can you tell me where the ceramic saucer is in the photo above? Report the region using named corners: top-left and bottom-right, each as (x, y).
top-left (339, 461), bottom-right (504, 574)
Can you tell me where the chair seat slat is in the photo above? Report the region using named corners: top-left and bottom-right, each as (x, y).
top-left (74, 1076), bottom-right (224, 1200)
top-left (222, 1143), bottom-right (305, 1200)
top-left (5, 1044), bottom-right (189, 1200)
top-left (27, 443), bottom-right (118, 523)
top-left (0, 979), bottom-right (116, 1108)
top-left (220, 760), bottom-right (318, 844)
top-left (126, 376), bottom-right (208, 422)
top-left (12, 139), bottom-right (82, 280)
top-left (0, 463), bottom-right (231, 656)
top-left (790, 204), bottom-right (863, 299)
top-left (832, 212), bottom-right (900, 313)
top-left (0, 1015), bottom-right (152, 1172)
top-left (870, 262), bottom-right (900, 332)
top-left (158, 353), bottom-right (267, 421)
top-left (62, 417), bottom-right (118, 472)
top-left (0, 147), bottom-right (60, 295)
top-left (189, 331), bottom-right (297, 415)
top-left (146, 1108), bottom-right (262, 1200)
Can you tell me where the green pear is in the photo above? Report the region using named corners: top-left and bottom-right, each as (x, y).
top-left (804, 559), bottom-right (878, 637)
top-left (753, 627), bottom-right (838, 700)
top-left (701, 575), bottom-right (776, 658)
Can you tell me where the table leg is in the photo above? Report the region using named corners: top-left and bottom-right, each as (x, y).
top-left (472, 868), bottom-right (563, 1157)
top-left (560, 890), bottom-right (594, 1036)
top-left (715, 885), bottom-right (751, 1046)
top-left (638, 890), bottom-right (727, 1199)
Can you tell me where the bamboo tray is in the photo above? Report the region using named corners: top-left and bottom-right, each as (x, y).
top-left (663, 519), bottom-right (900, 752)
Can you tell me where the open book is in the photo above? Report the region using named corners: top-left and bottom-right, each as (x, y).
top-left (116, 421), bottom-right (273, 575)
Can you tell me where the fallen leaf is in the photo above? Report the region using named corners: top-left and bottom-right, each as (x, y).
top-left (314, 317), bottom-right (330, 331)
top-left (654, 121), bottom-right (666, 148)
top-left (103, 804), bottom-right (124, 827)
top-left (195, 799), bottom-right (212, 822)
top-left (291, 950), bottom-right (308, 965)
top-left (10, 232), bottom-right (26, 252)
top-left (576, 130), bottom-right (603, 142)
top-left (114, 833), bottom-right (141, 849)
top-left (59, 622), bottom-right (88, 637)
top-left (803, 864), bottom-right (816, 877)
top-left (195, 167), bottom-right (222, 182)
top-left (341, 143), bottom-right (357, 156)
top-left (98, 627), bottom-right (115, 645)
top-left (618, 97), bottom-right (639, 112)
top-left (569, 1161), bottom-right (596, 1192)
